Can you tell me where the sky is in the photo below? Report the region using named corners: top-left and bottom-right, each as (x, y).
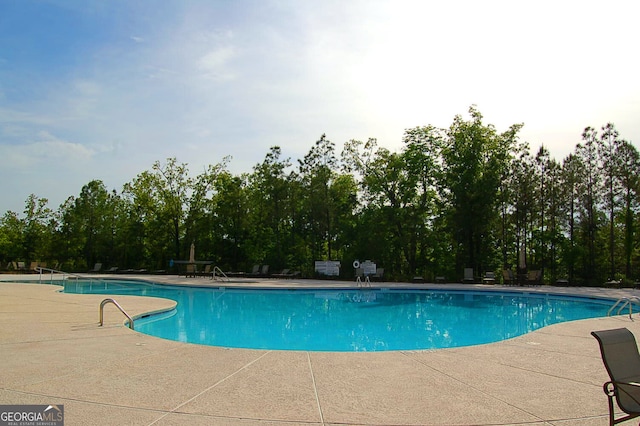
top-left (1, 0), bottom-right (639, 215)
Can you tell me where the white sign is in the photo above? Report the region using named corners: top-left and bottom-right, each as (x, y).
top-left (361, 260), bottom-right (376, 275)
top-left (315, 260), bottom-right (341, 276)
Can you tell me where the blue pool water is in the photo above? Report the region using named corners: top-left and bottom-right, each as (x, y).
top-left (63, 280), bottom-right (614, 352)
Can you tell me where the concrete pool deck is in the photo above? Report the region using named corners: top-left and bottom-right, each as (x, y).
top-left (1, 274), bottom-right (639, 425)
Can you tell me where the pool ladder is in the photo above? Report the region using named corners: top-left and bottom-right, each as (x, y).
top-left (211, 266), bottom-right (230, 281)
top-left (607, 296), bottom-right (640, 320)
top-left (99, 298), bottom-right (134, 330)
top-left (356, 275), bottom-right (371, 288)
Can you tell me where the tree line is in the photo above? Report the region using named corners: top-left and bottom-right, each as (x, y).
top-left (1, 106), bottom-right (638, 286)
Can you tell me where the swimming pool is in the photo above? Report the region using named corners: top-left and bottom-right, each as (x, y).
top-left (62, 280), bottom-right (616, 351)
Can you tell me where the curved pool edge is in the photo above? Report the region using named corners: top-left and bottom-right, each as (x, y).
top-left (0, 277), bottom-right (180, 332)
top-left (3, 272), bottom-right (634, 302)
top-left (2, 273), bottom-right (636, 345)
top-left (108, 274), bottom-right (635, 304)
top-left (1, 279), bottom-right (637, 424)
top-left (51, 275), bottom-right (633, 351)
top-left (48, 279), bottom-right (180, 329)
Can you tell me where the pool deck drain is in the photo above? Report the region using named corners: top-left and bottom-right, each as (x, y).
top-left (1, 275), bottom-right (639, 425)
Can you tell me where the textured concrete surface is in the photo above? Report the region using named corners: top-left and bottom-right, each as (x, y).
top-left (1, 274), bottom-right (639, 425)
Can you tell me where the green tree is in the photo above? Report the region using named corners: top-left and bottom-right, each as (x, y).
top-left (123, 158), bottom-right (192, 265)
top-left (343, 139), bottom-right (402, 276)
top-left (185, 158), bottom-right (230, 266)
top-left (576, 127), bottom-right (603, 284)
top-left (215, 172), bottom-right (250, 271)
top-left (21, 194), bottom-right (53, 266)
top-left (533, 146), bottom-right (550, 273)
top-left (544, 157), bottom-right (564, 283)
top-left (615, 140), bottom-right (640, 279)
top-left (0, 195), bottom-right (56, 269)
top-left (598, 123), bottom-right (623, 280)
top-left (0, 210), bottom-right (24, 265)
top-left (399, 126), bottom-right (441, 277)
top-left (511, 152), bottom-right (536, 275)
top-left (299, 134), bottom-right (338, 260)
top-left (342, 132), bottom-right (438, 279)
top-left (498, 138), bottom-right (530, 277)
top-left (440, 106), bottom-right (522, 276)
top-left (61, 181), bottom-right (114, 269)
top-left (246, 147), bottom-right (292, 269)
top-left (560, 154), bottom-right (582, 284)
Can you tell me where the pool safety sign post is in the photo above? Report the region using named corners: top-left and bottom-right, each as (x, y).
top-left (353, 260), bottom-right (376, 274)
top-left (315, 260), bottom-right (340, 276)
top-left (354, 260), bottom-right (376, 286)
top-left (361, 260), bottom-right (376, 276)
top-left (1, 405), bottom-right (64, 426)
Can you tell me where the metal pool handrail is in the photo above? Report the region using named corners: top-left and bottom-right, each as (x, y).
top-left (35, 266), bottom-right (84, 283)
top-left (212, 266), bottom-right (230, 281)
top-left (356, 275), bottom-right (371, 288)
top-left (607, 296), bottom-right (640, 319)
top-left (99, 298), bottom-right (134, 330)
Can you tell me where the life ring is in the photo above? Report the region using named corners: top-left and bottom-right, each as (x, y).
top-left (352, 260), bottom-right (360, 269)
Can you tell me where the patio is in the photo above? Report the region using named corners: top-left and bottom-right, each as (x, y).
top-left (0, 275), bottom-right (638, 425)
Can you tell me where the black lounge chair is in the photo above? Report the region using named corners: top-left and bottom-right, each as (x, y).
top-left (482, 271), bottom-right (496, 284)
top-left (591, 328), bottom-right (640, 425)
top-left (502, 269), bottom-right (515, 285)
top-left (526, 270), bottom-right (542, 286)
top-left (272, 269), bottom-right (291, 278)
top-left (259, 264), bottom-right (270, 277)
top-left (247, 265), bottom-right (261, 277)
top-left (185, 264), bottom-right (197, 278)
top-left (88, 263), bottom-right (102, 273)
top-left (372, 268), bottom-right (384, 282)
top-left (198, 264), bottom-right (212, 277)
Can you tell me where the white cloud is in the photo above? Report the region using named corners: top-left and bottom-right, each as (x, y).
top-left (1, 131), bottom-right (93, 168)
top-left (197, 46), bottom-right (237, 80)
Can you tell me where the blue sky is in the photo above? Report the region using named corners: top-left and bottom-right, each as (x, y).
top-left (1, 0), bottom-right (639, 214)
